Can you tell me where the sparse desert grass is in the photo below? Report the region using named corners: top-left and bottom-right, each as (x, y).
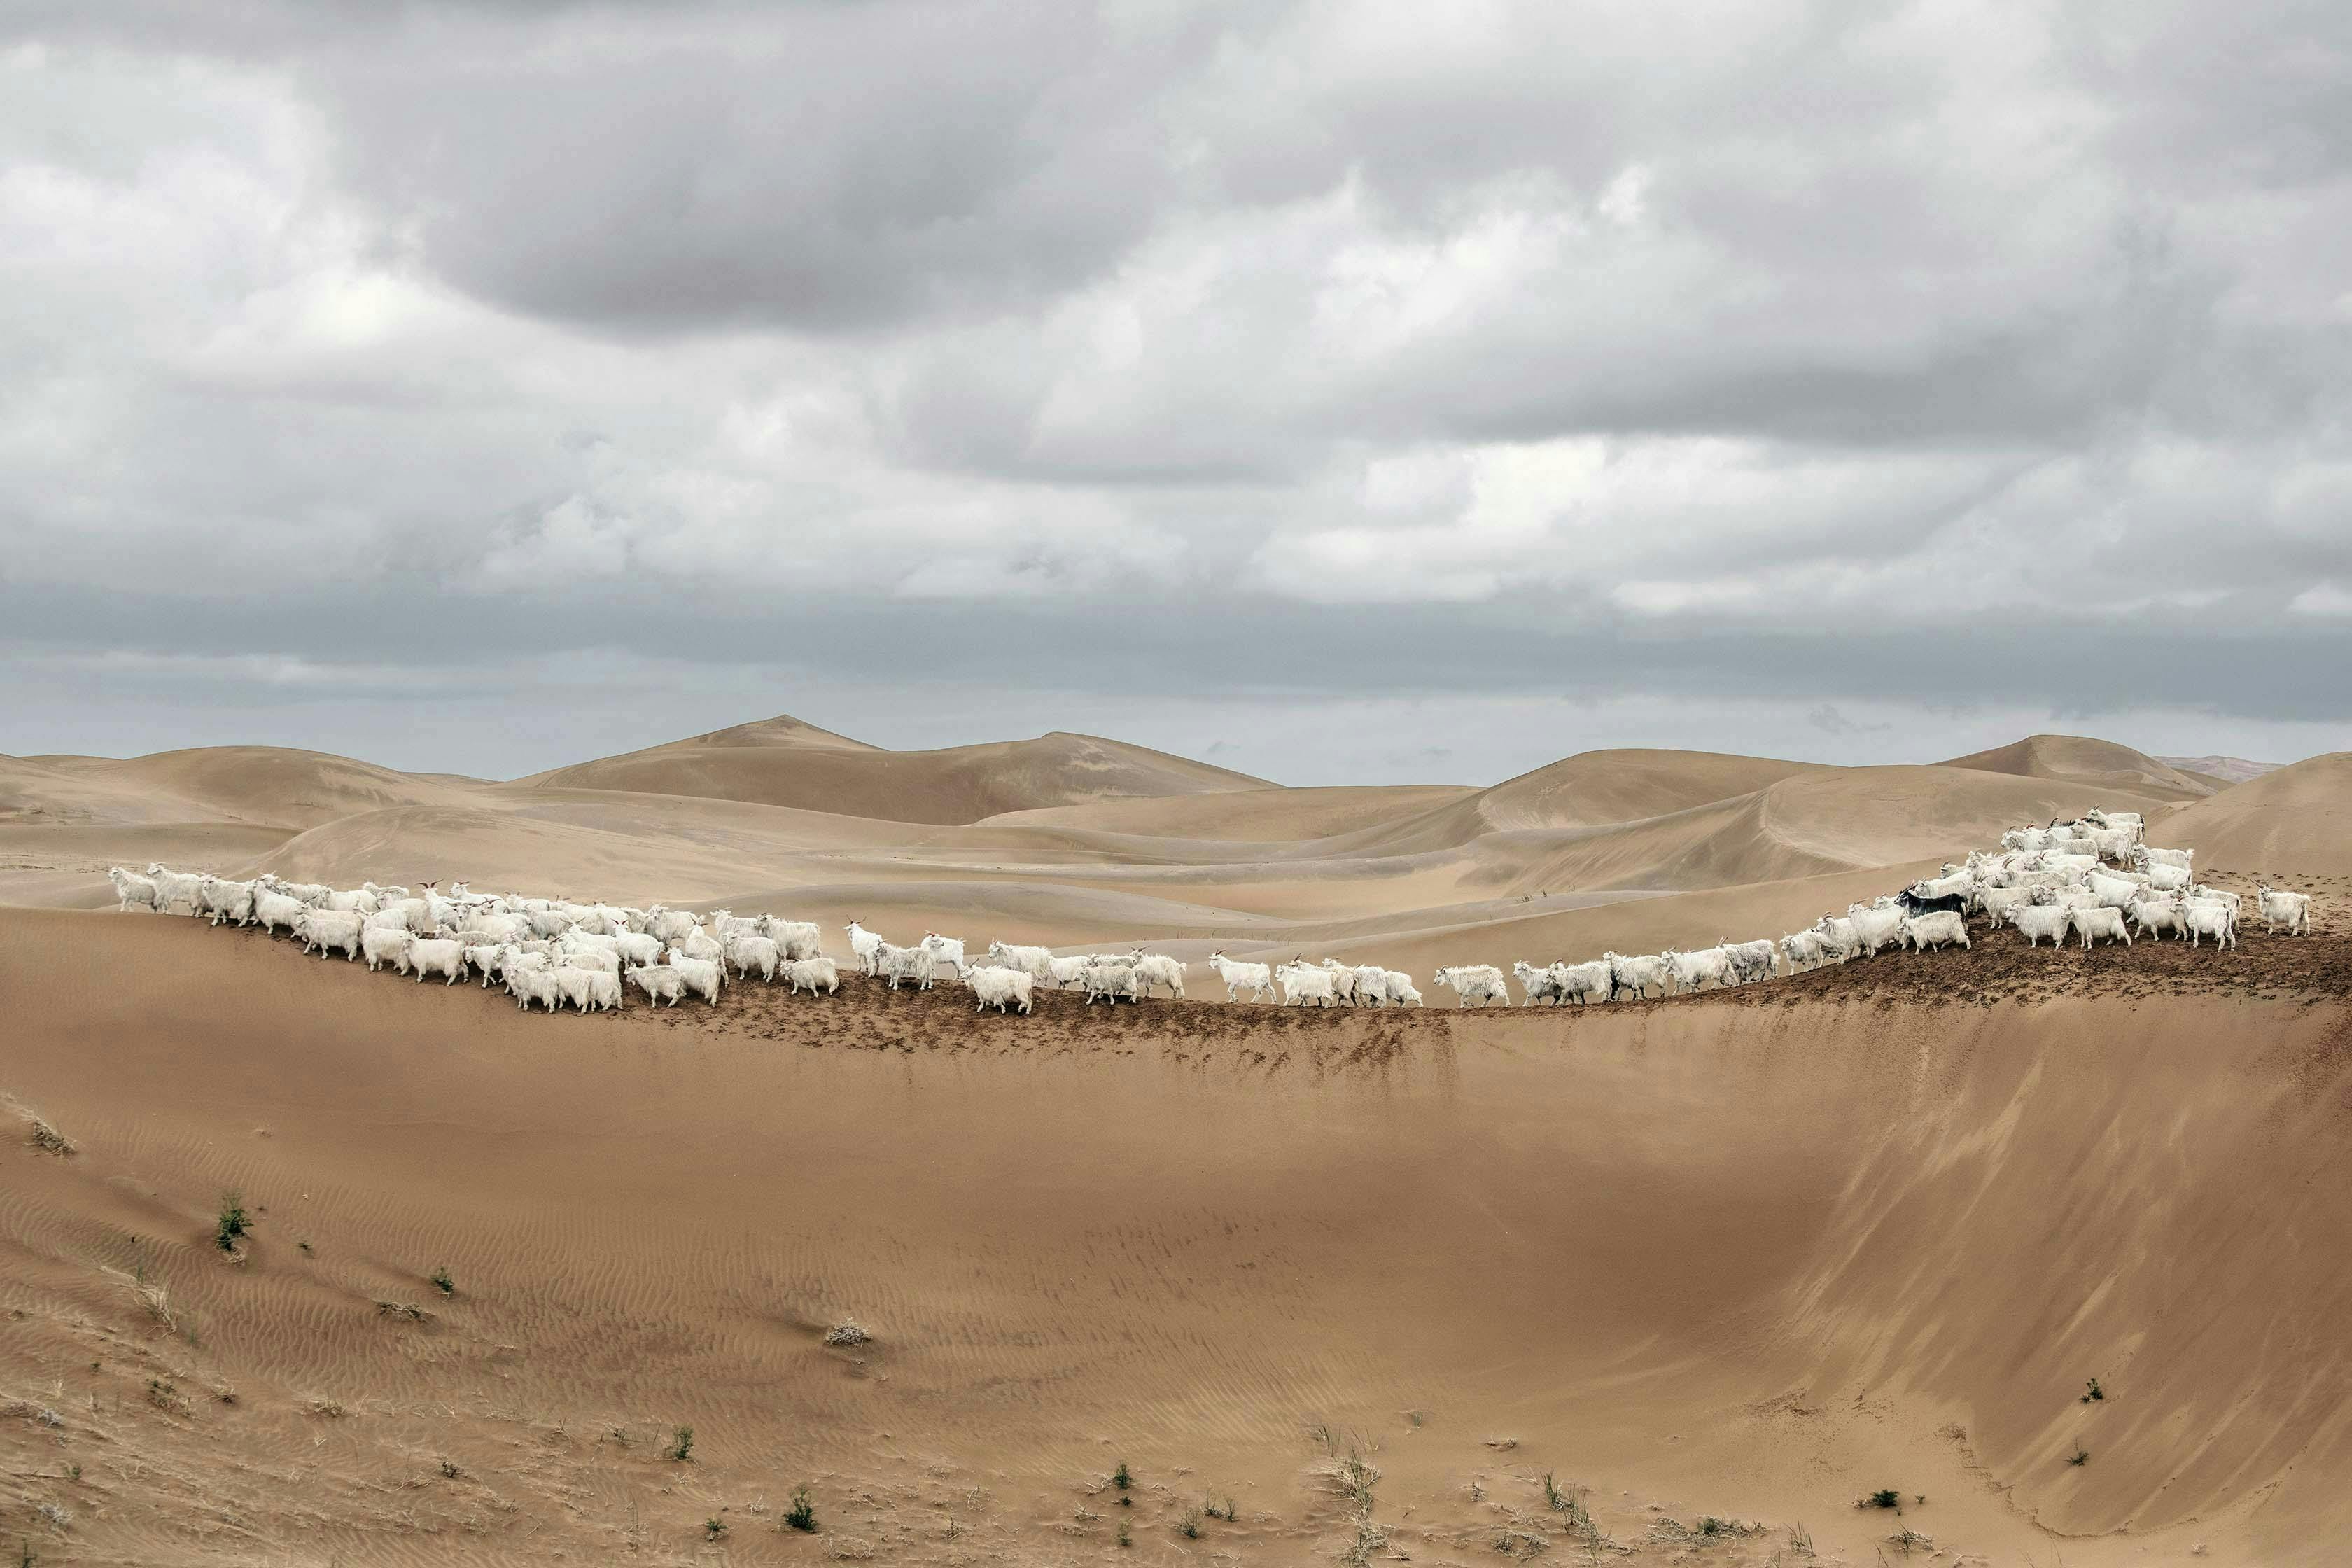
top-left (1204, 1494), bottom-right (1236, 1521)
top-left (144, 1378), bottom-right (188, 1416)
top-left (107, 1265), bottom-right (177, 1335)
top-left (1862, 1488), bottom-right (1903, 1509)
top-left (1112, 1460), bottom-right (1130, 1493)
top-left (438, 1459), bottom-right (465, 1480)
top-left (1315, 1428), bottom-right (1388, 1567)
top-left (1491, 1521), bottom-right (1550, 1558)
top-left (1886, 1525), bottom-right (1933, 1555)
top-left (1651, 1515), bottom-right (1759, 1545)
top-left (304, 1397), bottom-right (347, 1418)
top-left (1177, 1505), bottom-right (1203, 1539)
top-left (1116, 1519), bottom-right (1132, 1548)
top-left (2068, 1446), bottom-right (2090, 1466)
top-left (666, 1425), bottom-right (694, 1463)
top-left (1542, 1471), bottom-right (1589, 1527)
top-left (822, 1318), bottom-right (869, 1346)
top-left (704, 1517), bottom-right (728, 1541)
top-left (214, 1191), bottom-right (249, 1252)
top-left (785, 1484), bottom-right (816, 1532)
top-left (374, 1300), bottom-right (433, 1322)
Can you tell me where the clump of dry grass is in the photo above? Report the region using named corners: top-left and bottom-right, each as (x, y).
top-left (374, 1300), bottom-right (435, 1323)
top-left (10, 1098), bottom-right (76, 1156)
top-left (1491, 1522), bottom-right (1550, 1558)
top-left (822, 1320), bottom-right (870, 1347)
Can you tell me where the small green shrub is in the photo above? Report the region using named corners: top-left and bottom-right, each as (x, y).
top-left (214, 1193), bottom-right (250, 1252)
top-left (666, 1426), bottom-right (694, 1463)
top-left (2082, 1378), bottom-right (2104, 1403)
top-left (429, 1267), bottom-right (455, 1296)
top-left (785, 1485), bottom-right (816, 1532)
top-left (1116, 1520), bottom-right (1131, 1548)
top-left (704, 1518), bottom-right (727, 1541)
top-left (1112, 1461), bottom-right (1130, 1491)
top-left (2067, 1447), bottom-right (2090, 1466)
top-left (1864, 1489), bottom-right (1902, 1509)
top-left (1178, 1506), bottom-right (1202, 1539)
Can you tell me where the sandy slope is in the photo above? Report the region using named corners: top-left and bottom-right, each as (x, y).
top-left (5, 720), bottom-right (2348, 1564)
top-left (7, 909), bottom-right (2352, 1568)
top-left (2162, 751), bottom-right (2352, 876)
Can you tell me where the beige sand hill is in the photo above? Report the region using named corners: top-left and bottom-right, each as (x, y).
top-left (1938, 732), bottom-right (2220, 799)
top-left (0, 729), bottom-right (2250, 974)
top-left (2162, 751), bottom-right (2352, 876)
top-left (528, 716), bottom-right (1274, 825)
top-left (2159, 753), bottom-right (2283, 786)
top-left (8, 908), bottom-right (2352, 1567)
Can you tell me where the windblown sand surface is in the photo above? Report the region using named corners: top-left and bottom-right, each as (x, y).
top-left (6, 720), bottom-right (2349, 1564)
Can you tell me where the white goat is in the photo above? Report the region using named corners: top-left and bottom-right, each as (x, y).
top-left (2006, 905), bottom-right (2072, 948)
top-left (1125, 952), bottom-right (1186, 1000)
top-left (846, 920), bottom-right (886, 976)
top-left (625, 964), bottom-right (687, 1009)
top-left (784, 956), bottom-right (840, 997)
top-left (966, 965), bottom-right (1035, 1015)
top-left (664, 950), bottom-right (726, 1005)
top-left (1207, 951), bottom-right (1275, 1003)
top-left (2071, 907), bottom-right (2132, 949)
top-left (1550, 959), bottom-right (1611, 1005)
top-left (1604, 952), bottom-right (1668, 1000)
top-left (1433, 965), bottom-right (1510, 1007)
top-left (2257, 884), bottom-right (2312, 936)
top-left (1902, 911), bottom-right (1969, 951)
top-left (1275, 962), bottom-right (1337, 1007)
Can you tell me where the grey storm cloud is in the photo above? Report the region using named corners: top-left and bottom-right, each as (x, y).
top-left (3, 0), bottom-right (2350, 778)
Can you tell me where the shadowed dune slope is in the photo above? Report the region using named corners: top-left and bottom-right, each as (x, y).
top-left (6, 909), bottom-right (2352, 1567)
top-left (530, 718), bottom-right (1274, 825)
top-left (1938, 733), bottom-right (2220, 799)
top-left (2162, 751), bottom-right (2352, 876)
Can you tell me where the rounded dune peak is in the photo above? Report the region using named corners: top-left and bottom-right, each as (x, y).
top-left (1937, 733), bottom-right (2219, 799)
top-left (650, 712), bottom-right (879, 752)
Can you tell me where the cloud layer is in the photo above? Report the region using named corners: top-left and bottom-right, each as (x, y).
top-left (4, 1), bottom-right (2348, 778)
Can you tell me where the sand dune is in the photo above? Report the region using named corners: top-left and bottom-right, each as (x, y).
top-left (8, 907), bottom-right (2352, 1567)
top-left (2162, 750), bottom-right (2352, 876)
top-left (975, 783), bottom-right (1477, 842)
top-left (4, 745), bottom-right (485, 831)
top-left (531, 715), bottom-right (1273, 825)
top-left (1938, 732), bottom-right (2219, 799)
top-left (6, 720), bottom-right (2349, 1566)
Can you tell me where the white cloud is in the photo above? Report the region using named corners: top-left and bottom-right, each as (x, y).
top-left (2289, 582), bottom-right (2352, 618)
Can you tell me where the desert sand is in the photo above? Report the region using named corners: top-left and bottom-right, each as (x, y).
top-left (6, 718), bottom-right (2350, 1566)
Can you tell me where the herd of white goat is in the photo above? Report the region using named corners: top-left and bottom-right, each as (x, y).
top-left (104, 808), bottom-right (2314, 1015)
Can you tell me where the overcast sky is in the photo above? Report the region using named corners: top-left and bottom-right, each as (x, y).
top-left (4, 1), bottom-right (2348, 785)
